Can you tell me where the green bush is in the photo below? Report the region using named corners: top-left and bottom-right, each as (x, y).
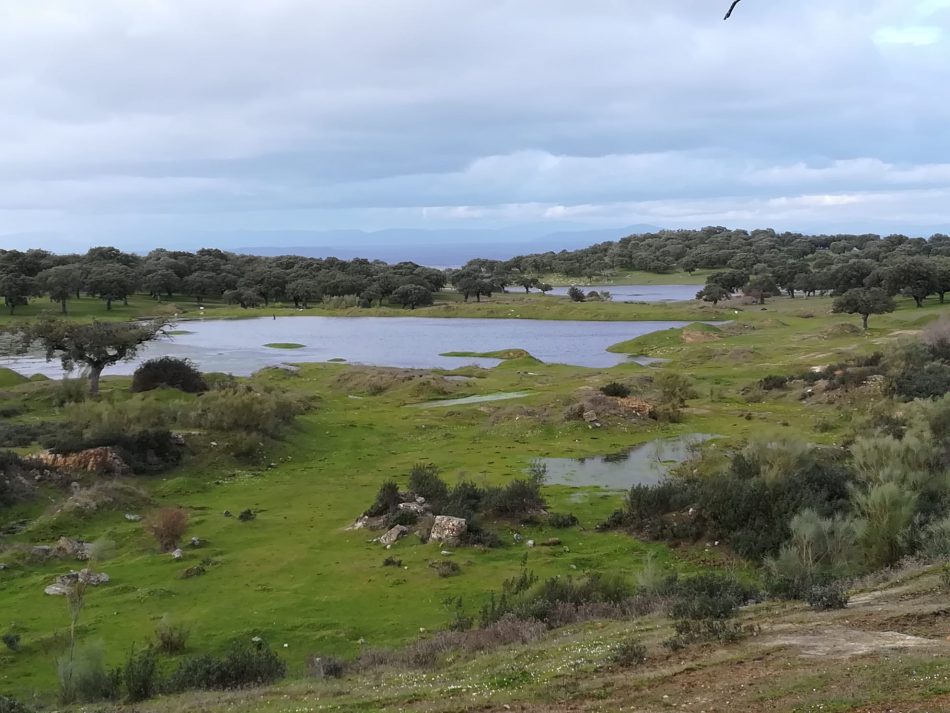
top-left (609, 638), bottom-right (647, 666)
top-left (167, 642), bottom-right (286, 691)
top-left (805, 583), bottom-right (848, 610)
top-left (0, 695), bottom-right (34, 713)
top-left (123, 648), bottom-right (159, 702)
top-left (154, 616), bottom-right (189, 655)
top-left (482, 476), bottom-right (545, 518)
top-left (132, 357), bottom-right (208, 394)
top-left (57, 643), bottom-right (121, 704)
top-left (408, 463), bottom-right (448, 508)
top-left (548, 512), bottom-right (579, 528)
top-left (365, 481), bottom-right (401, 517)
top-left (600, 382), bottom-right (631, 398)
top-left (667, 573), bottom-right (757, 622)
top-left (431, 560), bottom-right (461, 577)
top-left (2, 632), bottom-right (21, 652)
top-left (188, 385), bottom-right (309, 438)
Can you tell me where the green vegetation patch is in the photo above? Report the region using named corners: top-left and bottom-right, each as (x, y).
top-left (0, 367), bottom-right (28, 387)
top-left (166, 329), bottom-right (195, 335)
top-left (263, 342), bottom-right (306, 349)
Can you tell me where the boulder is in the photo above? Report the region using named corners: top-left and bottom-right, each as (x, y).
top-left (397, 501), bottom-right (426, 516)
top-left (429, 515), bottom-right (467, 545)
top-left (51, 537), bottom-right (93, 561)
top-left (172, 548), bottom-right (184, 560)
top-left (124, 513), bottom-right (142, 522)
top-left (379, 525), bottom-right (409, 547)
top-left (347, 514), bottom-right (387, 531)
top-left (30, 545), bottom-right (51, 559)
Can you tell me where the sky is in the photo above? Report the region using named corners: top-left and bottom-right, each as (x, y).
top-left (0, 0), bottom-right (949, 252)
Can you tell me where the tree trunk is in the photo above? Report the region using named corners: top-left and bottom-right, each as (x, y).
top-left (862, 313), bottom-right (869, 330)
top-left (60, 298), bottom-right (67, 315)
top-left (940, 291), bottom-right (946, 304)
top-left (524, 286), bottom-right (530, 293)
top-left (475, 294), bottom-right (481, 303)
top-left (88, 364), bottom-right (104, 396)
top-left (914, 296), bottom-right (923, 308)
top-left (106, 298), bottom-right (112, 310)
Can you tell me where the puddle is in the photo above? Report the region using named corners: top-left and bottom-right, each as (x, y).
top-left (629, 355), bottom-right (670, 366)
top-left (408, 391), bottom-right (532, 408)
top-left (540, 434), bottom-right (718, 489)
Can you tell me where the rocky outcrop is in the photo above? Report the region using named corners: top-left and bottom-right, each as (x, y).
top-left (50, 537), bottom-right (93, 561)
top-left (27, 447), bottom-right (129, 476)
top-left (44, 569), bottom-right (110, 596)
top-left (428, 516), bottom-right (467, 545)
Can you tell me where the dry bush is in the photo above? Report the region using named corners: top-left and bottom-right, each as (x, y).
top-left (333, 368), bottom-right (415, 395)
top-left (922, 316), bottom-right (950, 348)
top-left (146, 508), bottom-right (188, 552)
top-left (59, 482), bottom-right (152, 515)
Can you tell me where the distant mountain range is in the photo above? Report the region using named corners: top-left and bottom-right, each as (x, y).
top-left (233, 224), bottom-right (660, 266)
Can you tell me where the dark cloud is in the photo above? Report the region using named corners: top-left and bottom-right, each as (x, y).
top-left (0, 0), bottom-right (948, 249)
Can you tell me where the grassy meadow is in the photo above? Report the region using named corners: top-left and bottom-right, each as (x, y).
top-left (1, 289), bottom-right (948, 704)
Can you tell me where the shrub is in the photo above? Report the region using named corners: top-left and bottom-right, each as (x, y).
top-left (382, 556), bottom-right (402, 568)
top-left (663, 619), bottom-right (746, 650)
top-left (940, 565), bottom-right (950, 591)
top-left (386, 509), bottom-right (418, 527)
top-left (57, 643), bottom-right (121, 704)
top-left (146, 508), bottom-right (188, 552)
top-left (567, 286), bottom-right (585, 302)
top-left (482, 477), bottom-right (545, 518)
top-left (166, 642), bottom-right (286, 691)
top-left (548, 512), bottom-right (579, 528)
top-left (308, 655), bottom-right (346, 679)
top-left (237, 509), bottom-right (256, 522)
top-left (610, 638), bottom-right (647, 666)
top-left (365, 480), bottom-right (401, 517)
top-left (805, 583), bottom-right (848, 610)
top-left (0, 695), bottom-right (33, 713)
top-left (131, 357), bottom-right (208, 394)
top-left (123, 648), bottom-right (159, 702)
top-left (667, 573), bottom-right (757, 622)
top-left (154, 616), bottom-right (189, 655)
top-left (408, 463), bottom-right (448, 508)
top-left (600, 382), bottom-right (631, 398)
top-left (459, 518), bottom-right (502, 548)
top-left (2, 632), bottom-right (21, 652)
top-left (188, 385), bottom-right (309, 438)
top-left (759, 375), bottom-right (789, 391)
top-left (655, 372), bottom-right (697, 407)
top-left (431, 560), bottom-right (461, 577)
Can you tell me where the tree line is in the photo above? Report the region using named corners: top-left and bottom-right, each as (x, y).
top-left (4, 227), bottom-right (950, 316)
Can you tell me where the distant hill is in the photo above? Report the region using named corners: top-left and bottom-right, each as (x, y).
top-left (233, 224), bottom-right (660, 266)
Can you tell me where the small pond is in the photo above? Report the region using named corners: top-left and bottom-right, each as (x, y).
top-left (540, 434), bottom-right (718, 490)
top-left (548, 284), bottom-right (698, 302)
top-left (0, 316), bottom-right (704, 378)
top-left (408, 391), bottom-right (532, 408)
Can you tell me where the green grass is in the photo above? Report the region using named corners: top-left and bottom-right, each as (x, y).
top-left (0, 367), bottom-right (28, 387)
top-left (263, 343), bottom-right (306, 349)
top-left (543, 269), bottom-right (712, 286)
top-left (440, 348), bottom-right (538, 361)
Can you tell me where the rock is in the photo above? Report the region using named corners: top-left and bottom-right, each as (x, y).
top-left (223, 510), bottom-right (232, 517)
top-left (51, 537), bottom-right (93, 561)
top-left (397, 501), bottom-right (426, 516)
top-left (26, 447), bottom-right (128, 476)
top-left (238, 509), bottom-right (256, 522)
top-left (348, 514), bottom-right (387, 531)
top-left (44, 569), bottom-right (110, 596)
top-left (429, 515), bottom-right (467, 545)
top-left (124, 513), bottom-right (142, 522)
top-left (539, 538), bottom-right (562, 547)
top-left (440, 550), bottom-right (453, 556)
top-left (0, 563), bottom-right (8, 570)
top-left (180, 564), bottom-right (206, 579)
top-left (415, 496), bottom-right (426, 505)
top-left (582, 410), bottom-right (599, 423)
top-left (526, 539), bottom-right (535, 548)
top-left (172, 548), bottom-right (184, 560)
top-left (513, 533), bottom-right (523, 542)
top-left (190, 537), bottom-right (203, 548)
top-left (30, 545), bottom-right (51, 558)
top-left (379, 525), bottom-right (409, 547)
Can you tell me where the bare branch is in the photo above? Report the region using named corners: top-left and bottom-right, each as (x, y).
top-left (724, 0), bottom-right (742, 20)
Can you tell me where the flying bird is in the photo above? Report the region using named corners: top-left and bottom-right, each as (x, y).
top-left (723, 0), bottom-right (743, 20)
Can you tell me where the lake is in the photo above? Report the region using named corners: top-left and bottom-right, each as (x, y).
top-left (548, 284), bottom-right (698, 302)
top-left (0, 316), bottom-right (700, 378)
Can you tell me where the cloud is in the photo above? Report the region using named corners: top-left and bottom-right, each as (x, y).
top-left (0, 0), bottom-right (947, 249)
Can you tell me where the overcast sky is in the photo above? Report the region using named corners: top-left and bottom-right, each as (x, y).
top-left (0, 0), bottom-right (949, 251)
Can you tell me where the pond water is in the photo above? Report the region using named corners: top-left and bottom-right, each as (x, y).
top-left (540, 434), bottom-right (717, 490)
top-left (1, 316), bottom-right (702, 378)
top-left (548, 284), bottom-right (698, 302)
top-left (408, 391), bottom-right (532, 408)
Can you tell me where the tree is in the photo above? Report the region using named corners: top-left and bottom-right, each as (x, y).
top-left (881, 257), bottom-right (939, 308)
top-left (10, 318), bottom-right (168, 395)
top-left (697, 284), bottom-right (729, 305)
top-left (84, 264), bottom-right (137, 310)
top-left (142, 269), bottom-right (181, 300)
top-left (538, 282), bottom-right (553, 295)
top-left (181, 271), bottom-right (221, 304)
top-left (567, 286), bottom-right (586, 302)
top-left (37, 265), bottom-right (83, 315)
top-left (390, 284), bottom-right (433, 309)
top-left (706, 269), bottom-right (747, 294)
top-left (0, 271), bottom-right (38, 314)
top-left (516, 274), bottom-right (539, 293)
top-left (743, 273), bottom-right (779, 305)
top-left (832, 288), bottom-right (895, 329)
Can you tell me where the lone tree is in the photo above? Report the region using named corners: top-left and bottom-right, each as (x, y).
top-left (0, 272), bottom-right (38, 314)
top-left (832, 287), bottom-right (896, 330)
top-left (697, 283), bottom-right (729, 306)
top-left (9, 318), bottom-right (168, 395)
top-left (37, 265), bottom-right (83, 315)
